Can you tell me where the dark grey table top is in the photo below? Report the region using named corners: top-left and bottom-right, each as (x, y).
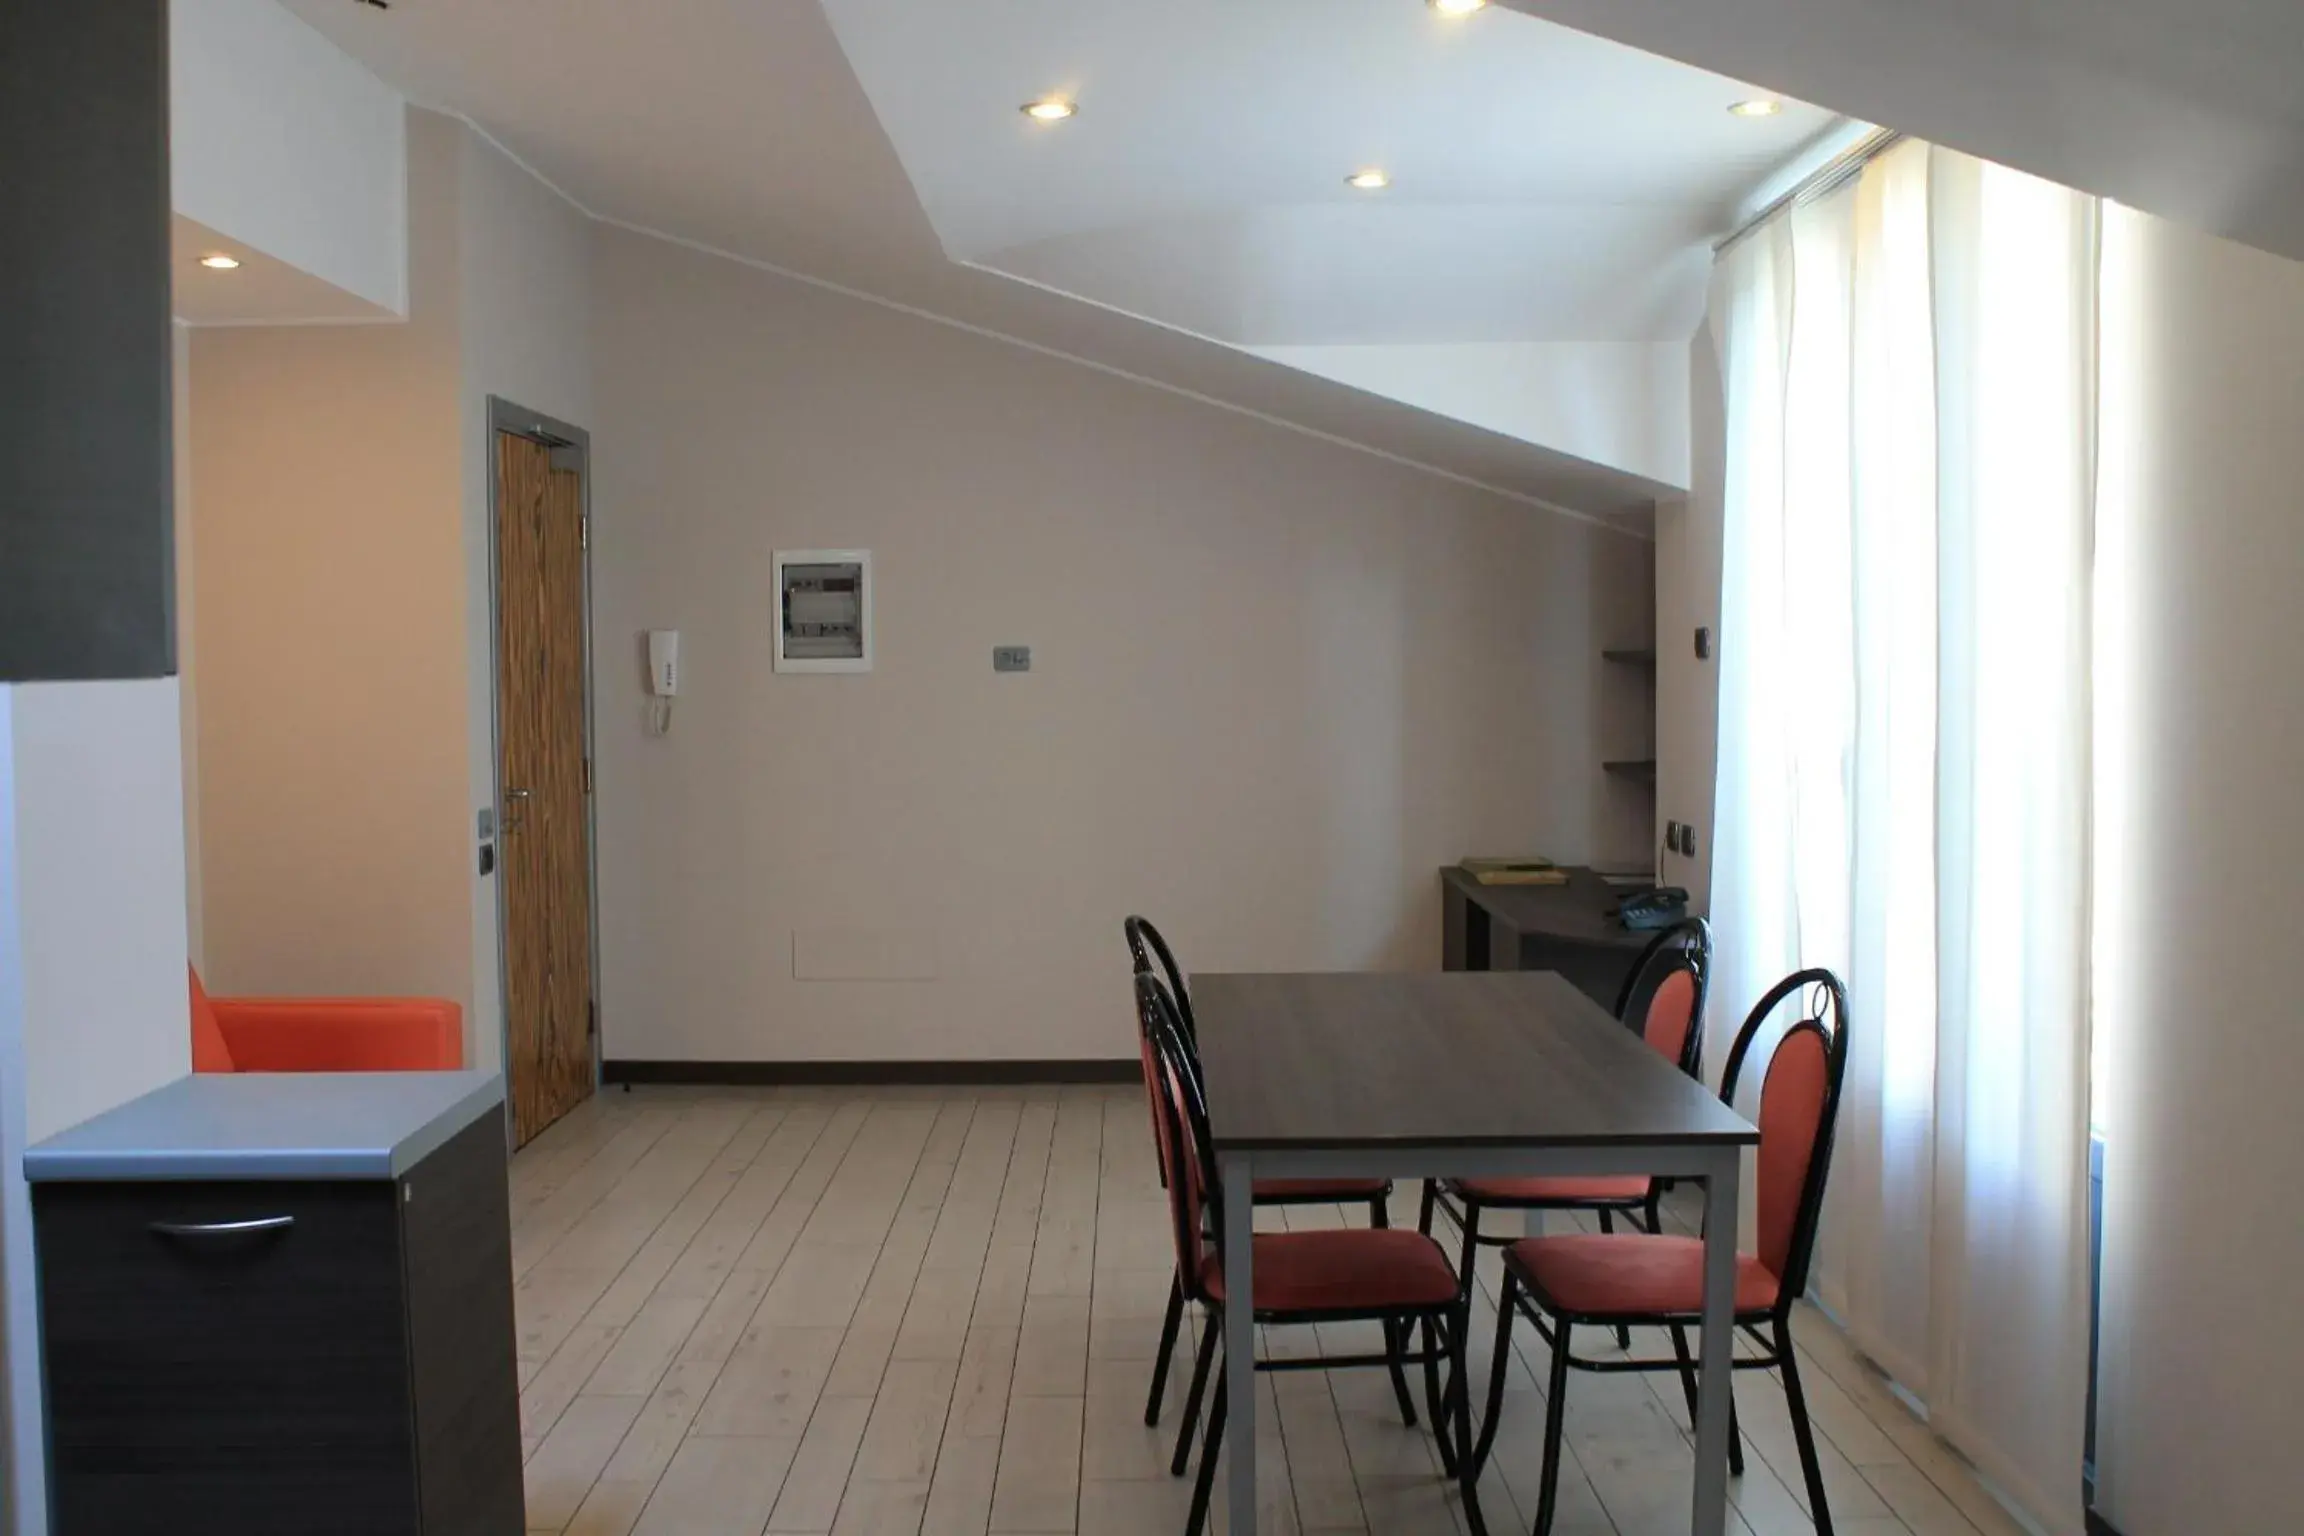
top-left (1192, 971), bottom-right (1757, 1152)
top-left (24, 1071), bottom-right (505, 1182)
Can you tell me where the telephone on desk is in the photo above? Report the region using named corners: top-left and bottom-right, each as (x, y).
top-left (1613, 886), bottom-right (1690, 931)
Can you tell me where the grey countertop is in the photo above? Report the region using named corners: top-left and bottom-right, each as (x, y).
top-left (23, 1071), bottom-right (505, 1182)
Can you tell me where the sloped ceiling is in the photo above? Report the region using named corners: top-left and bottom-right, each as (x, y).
top-left (277, 0), bottom-right (2304, 526)
top-left (171, 214), bottom-right (398, 325)
top-left (820, 0), bottom-right (1830, 347)
top-left (1507, 0), bottom-right (2304, 263)
top-left (283, 0), bottom-right (1771, 526)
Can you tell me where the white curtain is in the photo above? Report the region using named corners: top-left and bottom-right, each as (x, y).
top-left (1707, 140), bottom-right (2096, 1535)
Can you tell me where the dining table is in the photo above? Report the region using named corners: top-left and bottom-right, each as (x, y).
top-left (1191, 969), bottom-right (1758, 1535)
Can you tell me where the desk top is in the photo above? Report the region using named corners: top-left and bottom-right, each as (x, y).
top-left (1192, 971), bottom-right (1754, 1153)
top-left (24, 1071), bottom-right (505, 1182)
top-left (1441, 864), bottom-right (1652, 951)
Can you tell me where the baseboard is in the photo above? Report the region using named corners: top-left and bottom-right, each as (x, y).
top-left (602, 1058), bottom-right (1143, 1087)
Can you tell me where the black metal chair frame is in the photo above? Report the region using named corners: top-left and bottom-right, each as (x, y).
top-left (1125, 914), bottom-right (1197, 1045)
top-left (1138, 972), bottom-right (1482, 1536)
top-left (1124, 915), bottom-right (1396, 1432)
top-left (1469, 967), bottom-right (1852, 1536)
top-left (1418, 918), bottom-right (1714, 1346)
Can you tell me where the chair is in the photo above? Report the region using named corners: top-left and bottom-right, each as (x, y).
top-left (190, 966), bottom-right (463, 1073)
top-left (1468, 967), bottom-right (1851, 1536)
top-left (1138, 972), bottom-right (1475, 1536)
top-left (1419, 918), bottom-right (1712, 1345)
top-left (1124, 916), bottom-right (1397, 1429)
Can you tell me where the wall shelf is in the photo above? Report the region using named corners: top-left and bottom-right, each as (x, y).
top-left (1601, 641), bottom-right (1658, 792)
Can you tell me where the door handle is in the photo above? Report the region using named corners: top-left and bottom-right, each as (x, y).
top-left (149, 1215), bottom-right (296, 1240)
top-left (504, 786), bottom-right (532, 832)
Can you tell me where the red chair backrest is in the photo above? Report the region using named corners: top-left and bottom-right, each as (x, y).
top-left (1135, 972), bottom-right (1213, 1288)
top-left (1641, 968), bottom-right (1701, 1072)
top-left (1136, 1010), bottom-right (1168, 1190)
top-left (1755, 1021), bottom-right (1832, 1281)
top-left (1719, 969), bottom-right (1849, 1301)
top-left (1127, 915), bottom-right (1198, 1193)
top-left (1616, 917), bottom-right (1711, 1079)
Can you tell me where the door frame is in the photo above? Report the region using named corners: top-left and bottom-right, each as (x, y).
top-left (484, 397), bottom-right (602, 1121)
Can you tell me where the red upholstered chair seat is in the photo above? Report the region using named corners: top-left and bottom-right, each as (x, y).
top-left (1253, 1177), bottom-right (1392, 1201)
top-left (1506, 1233), bottom-right (1782, 1319)
top-left (1200, 1228), bottom-right (1462, 1313)
top-left (189, 969), bottom-right (236, 1073)
top-left (1451, 1173), bottom-right (1653, 1205)
top-left (188, 966), bottom-right (462, 1073)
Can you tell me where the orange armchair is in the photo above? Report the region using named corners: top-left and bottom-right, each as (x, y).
top-left (190, 967), bottom-right (463, 1074)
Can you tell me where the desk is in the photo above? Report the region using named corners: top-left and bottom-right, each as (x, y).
top-left (1440, 864), bottom-right (1653, 1007)
top-left (1193, 971), bottom-right (1755, 1535)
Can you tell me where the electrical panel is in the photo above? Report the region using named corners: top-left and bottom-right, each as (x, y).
top-left (774, 550), bottom-right (871, 673)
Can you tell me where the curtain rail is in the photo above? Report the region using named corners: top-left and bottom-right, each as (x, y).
top-left (1715, 128), bottom-right (1909, 256)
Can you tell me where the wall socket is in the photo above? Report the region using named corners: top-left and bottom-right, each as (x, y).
top-left (1663, 820), bottom-right (1699, 858)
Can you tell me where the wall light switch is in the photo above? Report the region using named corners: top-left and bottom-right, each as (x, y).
top-left (993, 645), bottom-right (1032, 673)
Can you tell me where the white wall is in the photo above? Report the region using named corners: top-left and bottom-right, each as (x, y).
top-left (10, 685), bottom-right (195, 1142)
top-left (185, 111), bottom-right (593, 1073)
top-left (188, 111), bottom-right (472, 1023)
top-left (0, 680), bottom-right (196, 1536)
top-left (2091, 205), bottom-right (2304, 1536)
top-left (1247, 341), bottom-right (1693, 491)
top-left (174, 324), bottom-right (204, 970)
top-left (456, 130), bottom-right (595, 1070)
top-left (171, 0), bottom-right (406, 316)
top-left (1651, 324), bottom-right (1724, 905)
top-left (589, 225), bottom-right (1655, 1064)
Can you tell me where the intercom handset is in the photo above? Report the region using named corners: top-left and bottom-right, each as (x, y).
top-left (647, 630), bottom-right (680, 696)
top-left (645, 630), bottom-right (679, 736)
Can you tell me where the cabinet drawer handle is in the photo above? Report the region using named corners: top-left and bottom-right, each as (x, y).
top-left (148, 1216), bottom-right (296, 1239)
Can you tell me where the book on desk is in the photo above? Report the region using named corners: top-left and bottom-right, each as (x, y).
top-left (1458, 856), bottom-right (1570, 887)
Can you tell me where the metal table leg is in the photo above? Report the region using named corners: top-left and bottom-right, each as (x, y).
top-left (1691, 1149), bottom-right (1742, 1534)
top-left (1220, 1149), bottom-right (1258, 1532)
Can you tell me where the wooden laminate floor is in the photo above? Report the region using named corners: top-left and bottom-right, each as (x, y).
top-left (513, 1085), bottom-right (2032, 1536)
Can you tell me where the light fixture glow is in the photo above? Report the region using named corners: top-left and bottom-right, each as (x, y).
top-left (1728, 99), bottom-right (1784, 118)
top-left (1346, 168), bottom-right (1391, 191)
top-left (1021, 98), bottom-right (1077, 123)
top-left (198, 253), bottom-right (241, 270)
top-left (1429, 0), bottom-right (1488, 16)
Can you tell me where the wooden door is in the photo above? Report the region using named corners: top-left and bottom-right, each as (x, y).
top-left (495, 433), bottom-right (594, 1146)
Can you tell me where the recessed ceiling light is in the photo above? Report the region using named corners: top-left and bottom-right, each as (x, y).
top-left (1729, 99), bottom-right (1784, 118)
top-left (198, 253), bottom-right (241, 270)
top-left (1429, 0), bottom-right (1488, 16)
top-left (1021, 98), bottom-right (1077, 123)
top-left (1346, 168), bottom-right (1391, 191)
